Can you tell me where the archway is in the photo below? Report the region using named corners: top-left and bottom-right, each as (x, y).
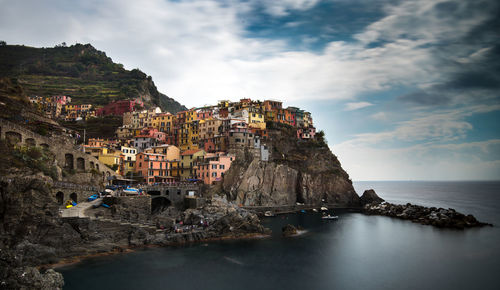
top-left (5, 131), bottom-right (22, 144)
top-left (95, 164), bottom-right (99, 171)
top-left (70, 192), bottom-right (78, 203)
top-left (56, 191), bottom-right (64, 205)
top-left (151, 197), bottom-right (171, 214)
top-left (76, 157), bottom-right (85, 170)
top-left (148, 190), bottom-right (161, 196)
top-left (90, 161), bottom-right (95, 169)
top-left (25, 138), bottom-right (36, 147)
top-left (65, 153), bottom-right (74, 169)
top-left (40, 143), bottom-right (49, 150)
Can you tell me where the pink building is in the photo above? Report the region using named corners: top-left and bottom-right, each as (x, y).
top-left (52, 95), bottom-right (71, 105)
top-left (297, 127), bottom-right (316, 139)
top-left (135, 152), bottom-right (170, 184)
top-left (196, 153), bottom-right (235, 185)
top-left (140, 127), bottom-right (167, 143)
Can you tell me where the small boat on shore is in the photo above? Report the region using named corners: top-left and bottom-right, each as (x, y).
top-left (264, 211), bottom-right (275, 217)
top-left (321, 206), bottom-right (328, 211)
top-left (321, 214), bottom-right (338, 220)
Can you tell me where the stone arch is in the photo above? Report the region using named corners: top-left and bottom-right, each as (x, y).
top-left (5, 131), bottom-right (22, 144)
top-left (70, 192), bottom-right (78, 203)
top-left (148, 190), bottom-right (161, 196)
top-left (95, 163), bottom-right (99, 171)
top-left (90, 161), bottom-right (95, 169)
top-left (151, 196), bottom-right (171, 214)
top-left (25, 138), bottom-right (36, 147)
top-left (106, 171), bottom-right (110, 177)
top-left (40, 143), bottom-right (49, 150)
top-left (56, 191), bottom-right (64, 205)
top-left (65, 153), bottom-right (74, 169)
top-left (166, 190), bottom-right (170, 196)
top-left (76, 157), bottom-right (85, 171)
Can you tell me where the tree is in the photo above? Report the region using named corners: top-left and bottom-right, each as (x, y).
top-left (0, 40), bottom-right (6, 46)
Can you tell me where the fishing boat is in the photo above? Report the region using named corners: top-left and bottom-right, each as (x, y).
top-left (264, 211), bottom-right (275, 217)
top-left (320, 206), bottom-right (328, 211)
top-left (321, 214), bottom-right (338, 220)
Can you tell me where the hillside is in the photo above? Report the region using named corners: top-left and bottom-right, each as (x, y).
top-left (0, 43), bottom-right (186, 113)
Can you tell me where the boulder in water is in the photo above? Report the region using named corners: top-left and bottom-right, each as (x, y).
top-left (360, 189), bottom-right (384, 205)
top-left (282, 224), bottom-right (298, 237)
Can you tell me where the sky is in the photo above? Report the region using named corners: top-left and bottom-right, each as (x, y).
top-left (1, 0), bottom-right (499, 181)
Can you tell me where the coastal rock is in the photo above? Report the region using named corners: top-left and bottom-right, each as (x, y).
top-left (282, 224), bottom-right (298, 237)
top-left (1, 267), bottom-right (64, 290)
top-left (221, 128), bottom-right (360, 207)
top-left (363, 202), bottom-right (492, 229)
top-left (359, 189), bottom-right (384, 205)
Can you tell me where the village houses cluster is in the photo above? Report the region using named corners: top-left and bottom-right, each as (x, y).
top-left (30, 96), bottom-right (316, 185)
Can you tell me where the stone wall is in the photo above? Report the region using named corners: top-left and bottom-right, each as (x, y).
top-left (0, 118), bottom-right (119, 181)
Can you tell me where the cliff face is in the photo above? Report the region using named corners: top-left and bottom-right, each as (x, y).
top-left (221, 125), bottom-right (360, 207)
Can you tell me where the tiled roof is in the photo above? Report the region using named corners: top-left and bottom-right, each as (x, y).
top-left (181, 149), bottom-right (202, 156)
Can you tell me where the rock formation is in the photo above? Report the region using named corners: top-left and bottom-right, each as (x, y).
top-left (363, 202), bottom-right (492, 229)
top-left (221, 125), bottom-right (360, 207)
top-left (359, 189), bottom-right (385, 205)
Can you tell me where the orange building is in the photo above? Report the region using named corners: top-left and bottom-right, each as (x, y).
top-left (135, 152), bottom-right (171, 184)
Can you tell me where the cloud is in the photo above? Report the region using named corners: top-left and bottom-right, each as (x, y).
top-left (350, 104), bottom-right (500, 145)
top-left (332, 139), bottom-right (500, 180)
top-left (371, 112), bottom-right (387, 121)
top-left (0, 0), bottom-right (496, 109)
top-left (344, 102), bottom-right (374, 111)
top-left (256, 0), bottom-right (321, 16)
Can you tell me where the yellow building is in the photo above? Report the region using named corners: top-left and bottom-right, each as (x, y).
top-left (152, 113), bottom-right (174, 133)
top-left (168, 160), bottom-right (181, 180)
top-left (180, 149), bottom-right (205, 179)
top-left (98, 148), bottom-right (122, 173)
top-left (248, 108), bottom-right (266, 130)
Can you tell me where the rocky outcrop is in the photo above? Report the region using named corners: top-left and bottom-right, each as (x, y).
top-left (282, 224), bottom-right (298, 237)
top-left (221, 127), bottom-right (360, 207)
top-left (363, 202), bottom-right (492, 229)
top-left (359, 189), bottom-right (384, 205)
top-left (0, 170), bottom-right (268, 288)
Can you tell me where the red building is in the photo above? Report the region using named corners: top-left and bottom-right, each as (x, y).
top-left (96, 99), bottom-right (144, 116)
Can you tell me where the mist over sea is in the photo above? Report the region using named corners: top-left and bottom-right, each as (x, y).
top-left (60, 181), bottom-right (500, 290)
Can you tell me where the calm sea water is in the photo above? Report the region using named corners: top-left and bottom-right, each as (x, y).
top-left (59, 181), bottom-right (500, 290)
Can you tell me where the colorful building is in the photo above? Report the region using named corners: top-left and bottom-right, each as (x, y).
top-left (197, 153), bottom-right (235, 185)
top-left (135, 152), bottom-right (170, 184)
top-left (180, 149), bottom-right (206, 180)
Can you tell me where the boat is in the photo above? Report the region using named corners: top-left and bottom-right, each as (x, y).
top-left (312, 209), bottom-right (318, 212)
top-left (264, 211), bottom-right (275, 217)
top-left (320, 206), bottom-right (328, 211)
top-left (87, 194), bottom-right (99, 202)
top-left (321, 214), bottom-right (338, 220)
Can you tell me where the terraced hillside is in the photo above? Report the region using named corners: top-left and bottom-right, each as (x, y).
top-left (0, 43), bottom-right (186, 113)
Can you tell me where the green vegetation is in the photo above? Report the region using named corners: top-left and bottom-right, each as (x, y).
top-left (60, 115), bottom-right (123, 139)
top-left (0, 43), bottom-right (186, 112)
top-left (0, 140), bottom-right (58, 180)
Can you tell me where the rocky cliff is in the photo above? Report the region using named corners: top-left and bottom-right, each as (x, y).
top-left (221, 124), bottom-right (360, 207)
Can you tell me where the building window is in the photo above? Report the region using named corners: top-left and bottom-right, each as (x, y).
top-left (212, 172), bottom-right (217, 177)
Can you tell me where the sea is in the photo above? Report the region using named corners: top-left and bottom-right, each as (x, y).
top-left (58, 181), bottom-right (500, 290)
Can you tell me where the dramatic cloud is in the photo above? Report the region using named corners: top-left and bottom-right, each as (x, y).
top-left (0, 0), bottom-right (498, 180)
